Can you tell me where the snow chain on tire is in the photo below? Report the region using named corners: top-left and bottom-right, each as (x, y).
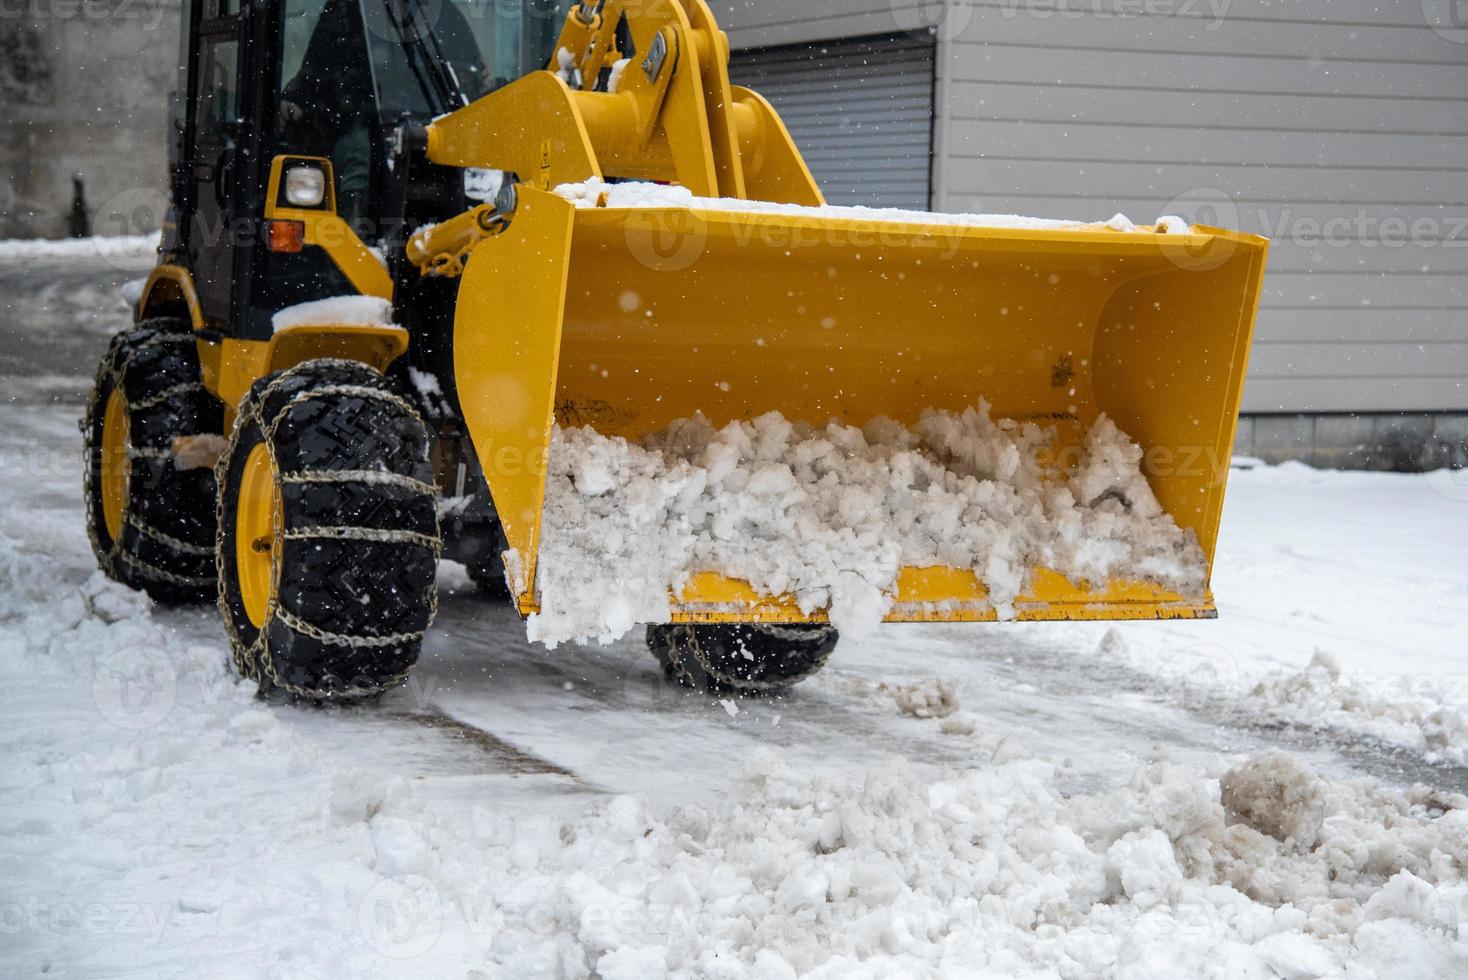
top-left (647, 623), bottom-right (839, 695)
top-left (83, 319), bottom-right (222, 604)
top-left (216, 359), bottom-right (441, 702)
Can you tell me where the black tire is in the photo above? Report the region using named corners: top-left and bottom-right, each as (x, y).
top-left (83, 318), bottom-right (222, 604)
top-left (216, 359), bottom-right (441, 702)
top-left (647, 623), bottom-right (838, 695)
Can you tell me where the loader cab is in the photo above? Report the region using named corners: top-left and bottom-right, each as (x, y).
top-left (172, 0), bottom-right (570, 339)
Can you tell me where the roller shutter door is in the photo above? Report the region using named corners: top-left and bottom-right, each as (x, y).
top-left (730, 34), bottom-right (936, 211)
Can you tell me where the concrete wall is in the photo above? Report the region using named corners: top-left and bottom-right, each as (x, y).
top-left (0, 1), bottom-right (181, 239)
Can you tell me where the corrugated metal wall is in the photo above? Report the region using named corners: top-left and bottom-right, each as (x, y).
top-left (936, 1), bottom-right (1468, 415)
top-left (714, 1), bottom-right (934, 48)
top-left (729, 35), bottom-right (935, 210)
top-left (717, 0), bottom-right (1468, 416)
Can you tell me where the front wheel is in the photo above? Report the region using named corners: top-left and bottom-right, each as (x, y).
top-left (216, 360), bottom-right (441, 702)
top-left (647, 623), bottom-right (838, 695)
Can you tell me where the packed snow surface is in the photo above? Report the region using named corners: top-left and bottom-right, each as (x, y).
top-left (554, 179), bottom-right (1194, 235)
top-left (527, 405), bottom-right (1207, 646)
top-left (4, 552), bottom-right (1465, 978)
top-left (270, 294), bottom-right (396, 332)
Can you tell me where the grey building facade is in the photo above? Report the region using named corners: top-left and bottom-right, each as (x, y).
top-left (2, 0), bottom-right (1465, 466)
top-left (716, 0), bottom-right (1468, 467)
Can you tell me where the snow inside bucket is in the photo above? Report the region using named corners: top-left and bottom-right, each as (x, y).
top-left (526, 405), bottom-right (1208, 647)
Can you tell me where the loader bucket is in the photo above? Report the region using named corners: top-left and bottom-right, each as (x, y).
top-left (454, 187), bottom-right (1268, 624)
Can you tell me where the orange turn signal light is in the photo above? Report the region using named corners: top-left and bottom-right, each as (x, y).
top-left (266, 220), bottom-right (305, 253)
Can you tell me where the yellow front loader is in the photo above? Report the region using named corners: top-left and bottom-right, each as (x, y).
top-left (87, 0), bottom-right (1267, 701)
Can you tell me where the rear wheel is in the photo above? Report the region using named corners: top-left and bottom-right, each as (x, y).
top-left (646, 623), bottom-right (838, 695)
top-left (216, 360), bottom-right (441, 701)
top-left (83, 319), bottom-right (222, 604)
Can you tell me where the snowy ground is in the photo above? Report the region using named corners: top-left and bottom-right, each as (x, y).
top-left (2, 253), bottom-right (1467, 978)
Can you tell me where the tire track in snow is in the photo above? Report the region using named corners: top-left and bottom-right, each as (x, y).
top-left (915, 625), bottom-right (1468, 794)
top-left (380, 704), bottom-right (584, 780)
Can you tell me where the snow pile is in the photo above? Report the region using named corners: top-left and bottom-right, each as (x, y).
top-left (528, 405), bottom-right (1207, 646)
top-left (0, 233), bottom-right (160, 261)
top-left (606, 58), bottom-right (633, 94)
top-left (889, 678), bottom-right (960, 720)
top-left (271, 295), bottom-right (396, 332)
top-left (554, 178), bottom-right (1194, 235)
top-left (555, 46), bottom-right (577, 85)
top-left (1220, 751), bottom-right (1330, 851)
top-left (119, 277), bottom-right (147, 308)
top-left (1244, 652), bottom-right (1468, 767)
top-left (470, 752), bottom-right (1467, 977)
top-left (1156, 214), bottom-right (1192, 235)
top-left (407, 365), bottom-right (456, 418)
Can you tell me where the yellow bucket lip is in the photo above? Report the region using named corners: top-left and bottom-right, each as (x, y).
top-left (573, 205), bottom-right (1270, 251)
top-left (514, 566), bottom-right (1216, 624)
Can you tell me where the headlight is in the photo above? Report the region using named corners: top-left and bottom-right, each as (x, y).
top-left (284, 166), bottom-right (326, 207)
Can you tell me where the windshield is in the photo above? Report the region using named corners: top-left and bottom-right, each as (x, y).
top-left (272, 0), bottom-right (571, 229)
top-left (363, 0), bottom-right (573, 118)
top-left (279, 0), bottom-right (571, 125)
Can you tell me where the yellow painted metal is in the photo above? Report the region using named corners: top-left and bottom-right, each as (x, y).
top-left (100, 387), bottom-right (130, 541)
top-left (670, 569), bottom-right (1215, 624)
top-left (406, 204), bottom-right (503, 277)
top-left (426, 0), bottom-right (821, 205)
top-left (236, 441), bottom-right (281, 628)
top-left (140, 161), bottom-right (388, 345)
top-left (685, 0), bottom-right (746, 199)
top-left (133, 265), bottom-right (228, 402)
top-left (726, 86), bottom-right (823, 207)
top-left (429, 71), bottom-right (603, 192)
top-left (137, 161), bottom-right (402, 418)
top-left (454, 188), bottom-right (577, 606)
top-left (205, 325), bottom-right (409, 419)
top-left (263, 155), bottom-right (392, 299)
top-left (138, 264), bottom-right (206, 328)
top-left (454, 189), bottom-right (1268, 622)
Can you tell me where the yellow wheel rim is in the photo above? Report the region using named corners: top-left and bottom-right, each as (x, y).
top-left (236, 442), bottom-right (282, 629)
top-left (100, 387), bottom-right (130, 542)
